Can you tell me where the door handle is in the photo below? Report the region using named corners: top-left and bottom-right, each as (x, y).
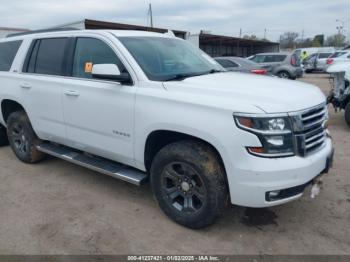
top-left (20, 83), bottom-right (31, 89)
top-left (64, 90), bottom-right (80, 97)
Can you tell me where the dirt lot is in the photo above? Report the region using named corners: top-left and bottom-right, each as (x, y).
top-left (0, 74), bottom-right (349, 255)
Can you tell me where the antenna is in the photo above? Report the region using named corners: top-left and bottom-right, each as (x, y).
top-left (148, 3), bottom-right (154, 28)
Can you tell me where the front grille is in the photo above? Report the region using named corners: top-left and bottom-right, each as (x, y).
top-left (291, 103), bottom-right (328, 156)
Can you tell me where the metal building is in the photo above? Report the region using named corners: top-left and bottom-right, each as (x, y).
top-left (49, 19), bottom-right (187, 39)
top-left (47, 19), bottom-right (280, 57)
top-left (188, 32), bottom-right (280, 57)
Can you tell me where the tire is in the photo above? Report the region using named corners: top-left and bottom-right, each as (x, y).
top-left (0, 124), bottom-right (9, 146)
top-left (7, 111), bottom-right (45, 163)
top-left (345, 102), bottom-right (350, 128)
top-left (150, 140), bottom-right (228, 229)
top-left (277, 71), bottom-right (291, 79)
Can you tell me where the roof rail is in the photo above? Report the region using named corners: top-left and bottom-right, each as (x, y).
top-left (6, 27), bottom-right (79, 38)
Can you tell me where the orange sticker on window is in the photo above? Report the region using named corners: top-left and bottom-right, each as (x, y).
top-left (84, 62), bottom-right (93, 73)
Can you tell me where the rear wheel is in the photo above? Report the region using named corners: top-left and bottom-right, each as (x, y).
top-left (7, 111), bottom-right (45, 163)
top-left (345, 102), bottom-right (350, 128)
top-left (0, 124), bottom-right (9, 146)
top-left (277, 71), bottom-right (291, 79)
top-left (150, 140), bottom-right (228, 229)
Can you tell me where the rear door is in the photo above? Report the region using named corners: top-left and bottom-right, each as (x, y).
top-left (316, 53), bottom-right (332, 70)
top-left (62, 36), bottom-right (136, 166)
top-left (19, 37), bottom-right (70, 144)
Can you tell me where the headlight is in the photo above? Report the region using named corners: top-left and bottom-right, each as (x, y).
top-left (234, 115), bottom-right (294, 157)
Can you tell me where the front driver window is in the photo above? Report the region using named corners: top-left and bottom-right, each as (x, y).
top-left (72, 38), bottom-right (126, 79)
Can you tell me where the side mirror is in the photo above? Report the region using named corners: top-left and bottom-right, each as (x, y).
top-left (92, 64), bottom-right (131, 83)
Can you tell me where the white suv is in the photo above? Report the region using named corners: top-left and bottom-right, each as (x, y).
top-left (0, 30), bottom-right (334, 228)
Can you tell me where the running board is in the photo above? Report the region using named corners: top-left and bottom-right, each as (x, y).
top-left (36, 143), bottom-right (148, 186)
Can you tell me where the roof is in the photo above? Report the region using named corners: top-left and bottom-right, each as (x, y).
top-left (198, 32), bottom-right (279, 46)
top-left (0, 26), bottom-right (29, 32)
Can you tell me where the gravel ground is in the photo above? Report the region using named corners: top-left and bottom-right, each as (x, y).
top-left (0, 74), bottom-right (349, 255)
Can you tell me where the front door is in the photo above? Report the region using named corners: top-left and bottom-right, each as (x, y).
top-left (62, 37), bottom-right (135, 166)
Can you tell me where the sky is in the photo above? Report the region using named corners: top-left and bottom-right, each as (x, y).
top-left (1, 0), bottom-right (349, 41)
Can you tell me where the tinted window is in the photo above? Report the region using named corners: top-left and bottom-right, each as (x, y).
top-left (72, 38), bottom-right (125, 79)
top-left (252, 55), bottom-right (265, 63)
top-left (24, 38), bottom-right (68, 75)
top-left (330, 52), bottom-right (346, 58)
top-left (318, 53), bottom-right (332, 59)
top-left (25, 40), bottom-right (40, 73)
top-left (264, 55), bottom-right (286, 63)
top-left (216, 59), bottom-right (239, 68)
top-left (0, 40), bottom-right (22, 71)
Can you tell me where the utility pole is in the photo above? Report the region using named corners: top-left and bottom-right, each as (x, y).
top-left (239, 28), bottom-right (242, 38)
top-left (264, 28), bottom-right (267, 39)
top-left (148, 3), bottom-right (154, 28)
top-left (301, 30), bottom-right (304, 42)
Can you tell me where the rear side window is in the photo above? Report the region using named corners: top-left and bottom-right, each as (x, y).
top-left (318, 53), bottom-right (332, 59)
top-left (0, 40), bottom-right (22, 71)
top-left (24, 38), bottom-right (69, 76)
top-left (264, 55), bottom-right (286, 63)
top-left (216, 59), bottom-right (239, 68)
top-left (252, 55), bottom-right (265, 63)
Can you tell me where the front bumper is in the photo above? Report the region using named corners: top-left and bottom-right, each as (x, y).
top-left (226, 137), bottom-right (333, 207)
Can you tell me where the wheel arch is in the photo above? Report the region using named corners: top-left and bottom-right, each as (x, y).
top-left (143, 129), bottom-right (227, 177)
top-left (1, 99), bottom-right (27, 125)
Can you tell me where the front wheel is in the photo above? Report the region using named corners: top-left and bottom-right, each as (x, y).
top-left (7, 111), bottom-right (45, 163)
top-left (150, 140), bottom-right (228, 229)
top-left (345, 102), bottom-right (350, 128)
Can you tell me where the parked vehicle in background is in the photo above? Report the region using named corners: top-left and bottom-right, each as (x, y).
top-left (303, 52), bottom-right (333, 72)
top-left (294, 47), bottom-right (336, 60)
top-left (0, 29), bottom-right (334, 229)
top-left (327, 62), bottom-right (350, 127)
top-left (214, 56), bottom-right (268, 75)
top-left (248, 52), bottom-right (303, 79)
top-left (326, 50), bottom-right (350, 67)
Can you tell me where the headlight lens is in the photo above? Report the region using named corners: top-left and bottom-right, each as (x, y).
top-left (234, 115), bottom-right (294, 157)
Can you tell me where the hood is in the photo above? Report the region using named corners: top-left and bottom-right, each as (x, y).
top-left (163, 72), bottom-right (325, 114)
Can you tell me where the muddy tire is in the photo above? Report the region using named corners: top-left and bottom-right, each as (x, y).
top-left (0, 124), bottom-right (9, 146)
top-left (345, 102), bottom-right (350, 128)
top-left (7, 111), bottom-right (45, 163)
top-left (150, 140), bottom-right (228, 229)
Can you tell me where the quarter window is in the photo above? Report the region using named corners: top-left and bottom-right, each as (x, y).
top-left (72, 38), bottom-right (125, 79)
top-left (0, 40), bottom-right (22, 71)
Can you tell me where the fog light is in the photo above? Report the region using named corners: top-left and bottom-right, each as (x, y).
top-left (266, 136), bottom-right (284, 146)
top-left (269, 190), bottom-right (281, 198)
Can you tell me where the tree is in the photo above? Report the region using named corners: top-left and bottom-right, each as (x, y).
top-left (279, 32), bottom-right (299, 49)
top-left (326, 34), bottom-right (347, 47)
top-left (243, 34), bottom-right (258, 40)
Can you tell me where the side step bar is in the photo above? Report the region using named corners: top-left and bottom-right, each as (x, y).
top-left (37, 143), bottom-right (148, 186)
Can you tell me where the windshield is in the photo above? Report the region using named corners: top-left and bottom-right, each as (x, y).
top-left (118, 37), bottom-right (224, 81)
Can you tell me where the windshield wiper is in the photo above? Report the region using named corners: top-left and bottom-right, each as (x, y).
top-left (164, 69), bottom-right (225, 82)
top-left (164, 72), bottom-right (204, 81)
